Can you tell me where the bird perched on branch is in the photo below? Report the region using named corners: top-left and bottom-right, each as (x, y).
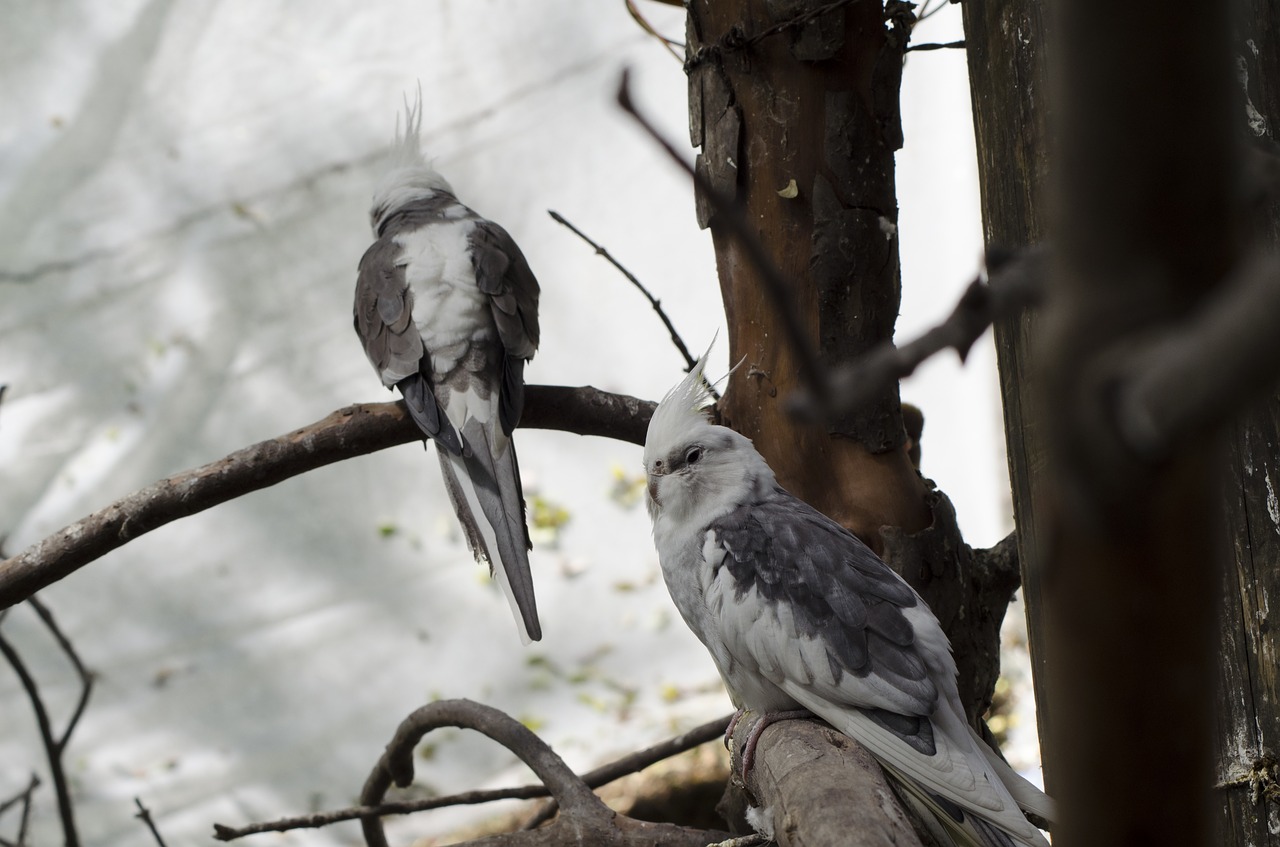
top-left (643, 355), bottom-right (1054, 846)
top-left (354, 95), bottom-right (541, 643)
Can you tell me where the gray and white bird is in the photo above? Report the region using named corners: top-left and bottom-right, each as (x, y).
top-left (643, 355), bottom-right (1054, 847)
top-left (354, 97), bottom-right (541, 643)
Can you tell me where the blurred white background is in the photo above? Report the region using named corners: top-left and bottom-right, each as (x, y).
top-left (0, 1), bottom-right (1031, 844)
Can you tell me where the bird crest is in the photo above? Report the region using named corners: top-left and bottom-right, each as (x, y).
top-left (370, 85), bottom-right (454, 232)
top-left (646, 346), bottom-right (718, 455)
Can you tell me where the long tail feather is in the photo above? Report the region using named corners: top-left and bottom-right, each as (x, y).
top-left (437, 418), bottom-right (540, 643)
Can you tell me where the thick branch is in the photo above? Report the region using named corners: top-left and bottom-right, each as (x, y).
top-left (730, 717), bottom-right (925, 847)
top-left (0, 385), bottom-right (654, 609)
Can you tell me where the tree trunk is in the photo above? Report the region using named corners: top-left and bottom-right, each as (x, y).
top-left (684, 1), bottom-right (1025, 842)
top-left (1213, 5), bottom-right (1280, 842)
top-left (686, 0), bottom-right (930, 549)
top-left (965, 0), bottom-right (1280, 842)
top-left (958, 0), bottom-right (1054, 747)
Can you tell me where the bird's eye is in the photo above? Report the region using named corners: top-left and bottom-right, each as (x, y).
top-left (686, 447), bottom-right (703, 465)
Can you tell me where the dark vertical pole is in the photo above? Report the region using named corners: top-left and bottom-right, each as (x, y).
top-left (958, 0), bottom-right (1055, 760)
top-left (1044, 0), bottom-right (1236, 843)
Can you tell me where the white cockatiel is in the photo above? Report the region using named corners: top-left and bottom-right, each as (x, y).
top-left (354, 97), bottom-right (541, 643)
top-left (643, 355), bottom-right (1054, 847)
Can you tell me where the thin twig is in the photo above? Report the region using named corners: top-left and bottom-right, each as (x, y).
top-left (0, 614), bottom-right (81, 847)
top-left (0, 385), bottom-right (656, 610)
top-left (212, 713), bottom-right (731, 842)
top-left (0, 772), bottom-right (39, 847)
top-left (134, 798), bottom-right (169, 847)
top-left (616, 69), bottom-right (831, 413)
top-left (520, 713), bottom-right (731, 829)
top-left (788, 246), bottom-right (1048, 420)
top-left (625, 0), bottom-right (683, 61)
top-left (27, 597), bottom-right (94, 756)
top-left (548, 210), bottom-right (713, 395)
top-left (905, 39), bottom-right (965, 52)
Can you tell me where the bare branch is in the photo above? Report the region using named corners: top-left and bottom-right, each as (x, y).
top-left (354, 699), bottom-right (731, 847)
top-left (1112, 248), bottom-right (1280, 461)
top-left (520, 713), bottom-right (731, 829)
top-left (624, 0), bottom-right (683, 60)
top-left (27, 597), bottom-right (94, 756)
top-left (0, 605), bottom-right (84, 847)
top-left (0, 773), bottom-right (39, 847)
top-left (213, 714), bottom-right (731, 841)
top-left (0, 385), bottom-right (654, 610)
top-left (615, 69), bottom-right (832, 413)
top-left (134, 798), bottom-right (169, 847)
top-left (789, 246), bottom-right (1047, 422)
top-left (548, 210), bottom-right (705, 381)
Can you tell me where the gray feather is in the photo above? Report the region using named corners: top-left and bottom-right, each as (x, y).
top-left (712, 495), bottom-right (934, 704)
top-left (438, 417), bottom-right (539, 642)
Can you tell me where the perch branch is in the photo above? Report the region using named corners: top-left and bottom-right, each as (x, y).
top-left (547, 210), bottom-right (706, 383)
top-left (729, 716), bottom-right (925, 847)
top-left (212, 713), bottom-right (730, 841)
top-left (0, 385), bottom-right (655, 610)
top-left (616, 69), bottom-right (832, 412)
top-left (789, 246), bottom-right (1047, 421)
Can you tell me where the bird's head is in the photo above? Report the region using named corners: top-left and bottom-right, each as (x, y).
top-left (369, 89), bottom-right (455, 236)
top-left (643, 351), bottom-right (772, 527)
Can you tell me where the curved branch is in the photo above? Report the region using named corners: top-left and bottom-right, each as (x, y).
top-left (358, 699), bottom-right (610, 847)
top-left (212, 714), bottom-right (730, 841)
top-left (355, 699), bottom-right (730, 847)
top-left (0, 385), bottom-right (655, 610)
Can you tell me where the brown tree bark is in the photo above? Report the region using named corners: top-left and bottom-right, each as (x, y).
top-left (684, 2), bottom-right (1027, 843)
top-left (686, 0), bottom-right (930, 550)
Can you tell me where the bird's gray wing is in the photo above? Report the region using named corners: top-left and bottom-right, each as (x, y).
top-left (467, 220), bottom-right (540, 437)
top-left (707, 494), bottom-right (1048, 846)
top-left (355, 236), bottom-right (463, 454)
top-left (707, 494), bottom-right (938, 719)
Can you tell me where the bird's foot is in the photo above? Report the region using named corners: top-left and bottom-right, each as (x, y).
top-left (735, 709), bottom-right (813, 779)
top-left (724, 708), bottom-right (748, 749)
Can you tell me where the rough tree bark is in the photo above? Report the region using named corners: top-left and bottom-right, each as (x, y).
top-left (958, 0), bottom-right (1053, 744)
top-left (1214, 4), bottom-right (1280, 842)
top-left (684, 0), bottom-right (1024, 842)
top-left (687, 0), bottom-right (930, 547)
top-left (964, 0), bottom-right (1280, 842)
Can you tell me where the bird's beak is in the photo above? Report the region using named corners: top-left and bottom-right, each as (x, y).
top-left (647, 475), bottom-right (661, 506)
